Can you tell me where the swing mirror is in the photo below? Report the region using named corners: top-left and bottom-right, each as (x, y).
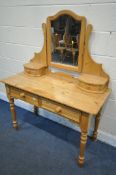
top-left (47, 10), bottom-right (86, 72)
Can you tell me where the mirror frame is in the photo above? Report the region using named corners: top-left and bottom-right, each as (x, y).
top-left (47, 10), bottom-right (86, 72)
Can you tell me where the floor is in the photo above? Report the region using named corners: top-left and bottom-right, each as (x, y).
top-left (0, 99), bottom-right (116, 175)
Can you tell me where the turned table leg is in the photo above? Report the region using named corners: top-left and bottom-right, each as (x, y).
top-left (78, 112), bottom-right (89, 167)
top-left (34, 105), bottom-right (38, 115)
top-left (9, 97), bottom-right (18, 129)
top-left (92, 110), bottom-right (101, 141)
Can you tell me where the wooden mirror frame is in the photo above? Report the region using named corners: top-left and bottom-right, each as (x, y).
top-left (47, 10), bottom-right (86, 72)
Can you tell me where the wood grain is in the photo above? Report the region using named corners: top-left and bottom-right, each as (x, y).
top-left (1, 72), bottom-right (110, 115)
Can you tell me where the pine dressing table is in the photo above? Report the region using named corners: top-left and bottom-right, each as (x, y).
top-left (0, 10), bottom-right (111, 167)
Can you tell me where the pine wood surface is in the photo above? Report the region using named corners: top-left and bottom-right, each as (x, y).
top-left (1, 72), bottom-right (110, 115)
top-left (24, 62), bottom-right (45, 69)
top-left (78, 73), bottom-right (108, 85)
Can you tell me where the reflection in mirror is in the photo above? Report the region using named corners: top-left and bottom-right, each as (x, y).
top-left (51, 15), bottom-right (81, 66)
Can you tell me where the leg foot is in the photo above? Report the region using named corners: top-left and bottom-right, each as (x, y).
top-left (78, 113), bottom-right (89, 167)
top-left (13, 121), bottom-right (19, 129)
top-left (78, 132), bottom-right (88, 167)
top-left (91, 110), bottom-right (101, 141)
top-left (78, 156), bottom-right (84, 167)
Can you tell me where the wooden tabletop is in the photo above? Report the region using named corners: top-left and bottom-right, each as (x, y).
top-left (1, 72), bottom-right (110, 115)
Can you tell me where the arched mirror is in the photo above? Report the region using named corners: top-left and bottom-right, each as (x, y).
top-left (47, 10), bottom-right (86, 72)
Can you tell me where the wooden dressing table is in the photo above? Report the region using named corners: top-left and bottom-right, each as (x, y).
top-left (1, 10), bottom-right (110, 167)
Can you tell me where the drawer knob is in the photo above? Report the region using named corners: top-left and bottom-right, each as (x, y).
top-left (20, 93), bottom-right (25, 98)
top-left (55, 107), bottom-right (62, 113)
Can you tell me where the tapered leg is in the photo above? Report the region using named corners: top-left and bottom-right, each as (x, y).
top-left (34, 105), bottom-right (38, 115)
top-left (78, 113), bottom-right (89, 167)
top-left (92, 110), bottom-right (101, 141)
top-left (9, 97), bottom-right (18, 129)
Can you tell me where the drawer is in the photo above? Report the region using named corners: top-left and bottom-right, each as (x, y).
top-left (41, 99), bottom-right (81, 124)
top-left (10, 87), bottom-right (41, 106)
top-left (8, 86), bottom-right (81, 124)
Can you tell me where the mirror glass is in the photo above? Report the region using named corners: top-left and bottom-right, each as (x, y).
top-left (51, 15), bottom-right (81, 66)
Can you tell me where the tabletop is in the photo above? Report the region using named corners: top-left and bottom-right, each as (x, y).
top-left (1, 72), bottom-right (110, 115)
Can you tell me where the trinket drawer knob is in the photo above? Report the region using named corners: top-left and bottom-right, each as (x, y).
top-left (55, 107), bottom-right (62, 113)
top-left (20, 93), bottom-right (25, 98)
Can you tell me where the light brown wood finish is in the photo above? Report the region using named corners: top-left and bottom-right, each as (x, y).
top-left (9, 97), bottom-right (18, 129)
top-left (41, 98), bottom-right (81, 123)
top-left (5, 85), bottom-right (18, 129)
top-left (77, 73), bottom-right (108, 94)
top-left (78, 112), bottom-right (89, 167)
top-left (92, 110), bottom-right (101, 141)
top-left (0, 10), bottom-right (111, 167)
top-left (1, 72), bottom-right (110, 115)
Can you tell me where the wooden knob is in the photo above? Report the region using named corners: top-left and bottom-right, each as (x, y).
top-left (55, 107), bottom-right (62, 113)
top-left (20, 93), bottom-right (25, 98)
